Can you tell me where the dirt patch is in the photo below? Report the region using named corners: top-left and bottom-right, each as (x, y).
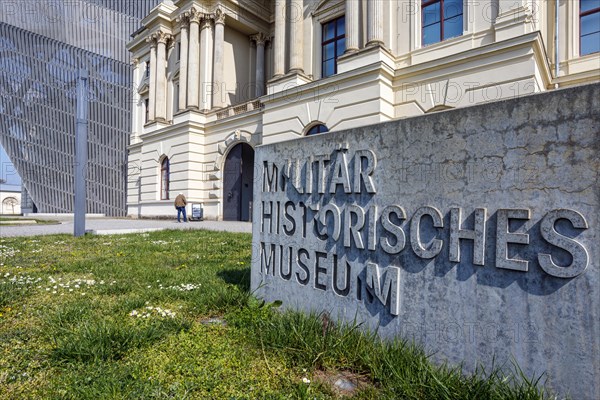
top-left (313, 369), bottom-right (372, 397)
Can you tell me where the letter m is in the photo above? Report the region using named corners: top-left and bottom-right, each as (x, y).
top-left (263, 162), bottom-right (278, 192)
top-left (261, 242), bottom-right (276, 276)
top-left (365, 263), bottom-right (400, 315)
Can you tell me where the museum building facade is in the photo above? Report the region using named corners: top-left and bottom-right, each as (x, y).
top-left (127, 0), bottom-right (600, 220)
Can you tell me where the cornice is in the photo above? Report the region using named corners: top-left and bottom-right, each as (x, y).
top-left (141, 1), bottom-right (178, 28)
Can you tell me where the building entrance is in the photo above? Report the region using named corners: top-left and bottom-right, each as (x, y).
top-left (223, 143), bottom-right (254, 221)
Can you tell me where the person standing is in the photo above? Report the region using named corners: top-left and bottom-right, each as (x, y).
top-left (174, 192), bottom-right (188, 222)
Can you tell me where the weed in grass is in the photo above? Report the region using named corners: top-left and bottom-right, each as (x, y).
top-left (48, 316), bottom-right (190, 363)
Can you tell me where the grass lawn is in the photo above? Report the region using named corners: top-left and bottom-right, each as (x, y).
top-left (0, 230), bottom-right (553, 399)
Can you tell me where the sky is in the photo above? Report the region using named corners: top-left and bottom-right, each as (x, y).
top-left (0, 143), bottom-right (21, 192)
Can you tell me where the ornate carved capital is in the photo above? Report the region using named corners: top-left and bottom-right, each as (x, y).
top-left (154, 30), bottom-right (173, 45)
top-left (189, 7), bottom-right (202, 24)
top-left (214, 8), bottom-right (226, 25)
top-left (250, 32), bottom-right (270, 46)
top-left (145, 35), bottom-right (156, 48)
top-left (200, 15), bottom-right (213, 30)
top-left (176, 13), bottom-right (189, 29)
top-left (130, 58), bottom-right (139, 66)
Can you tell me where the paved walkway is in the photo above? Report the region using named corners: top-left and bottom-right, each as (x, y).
top-left (0, 216), bottom-right (252, 237)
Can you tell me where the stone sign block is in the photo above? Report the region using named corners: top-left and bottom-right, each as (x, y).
top-left (251, 84), bottom-right (600, 399)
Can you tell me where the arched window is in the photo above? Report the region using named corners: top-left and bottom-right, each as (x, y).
top-left (160, 157), bottom-right (170, 200)
top-left (2, 197), bottom-right (19, 214)
top-left (306, 124), bottom-right (329, 135)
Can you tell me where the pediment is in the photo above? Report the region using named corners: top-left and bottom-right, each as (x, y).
top-left (312, 0), bottom-right (345, 17)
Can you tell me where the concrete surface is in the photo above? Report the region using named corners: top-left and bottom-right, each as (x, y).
top-left (251, 84), bottom-right (600, 400)
top-left (0, 216), bottom-right (251, 237)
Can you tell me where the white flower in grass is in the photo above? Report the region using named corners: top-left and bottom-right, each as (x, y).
top-left (302, 378), bottom-right (310, 384)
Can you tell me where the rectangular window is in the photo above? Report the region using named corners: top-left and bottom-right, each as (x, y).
top-left (144, 98), bottom-right (149, 123)
top-left (581, 0), bottom-right (600, 55)
top-left (422, 0), bottom-right (463, 46)
top-left (145, 61), bottom-right (150, 78)
top-left (322, 16), bottom-right (346, 78)
top-left (177, 42), bottom-right (181, 61)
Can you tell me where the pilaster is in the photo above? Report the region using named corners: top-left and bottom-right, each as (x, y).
top-left (177, 13), bottom-right (189, 111)
top-left (213, 8), bottom-right (226, 108)
top-left (130, 58), bottom-right (141, 143)
top-left (273, 0), bottom-right (286, 77)
top-left (345, 0), bottom-right (360, 53)
top-left (366, 0), bottom-right (384, 47)
top-left (200, 15), bottom-right (214, 111)
top-left (289, 0), bottom-right (303, 73)
top-left (146, 37), bottom-right (157, 122)
top-left (154, 30), bottom-right (172, 122)
top-left (187, 7), bottom-right (201, 109)
top-left (251, 33), bottom-right (270, 97)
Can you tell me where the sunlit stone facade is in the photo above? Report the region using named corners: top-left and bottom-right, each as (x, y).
top-left (128, 0), bottom-right (599, 220)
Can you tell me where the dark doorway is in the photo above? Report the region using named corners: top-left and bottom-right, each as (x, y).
top-left (223, 143), bottom-right (254, 221)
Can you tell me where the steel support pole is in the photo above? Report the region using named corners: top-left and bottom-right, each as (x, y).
top-left (74, 69), bottom-right (88, 237)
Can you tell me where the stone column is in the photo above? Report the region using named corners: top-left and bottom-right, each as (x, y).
top-left (130, 58), bottom-right (140, 138)
top-left (366, 0), bottom-right (384, 46)
top-left (212, 8), bottom-right (226, 108)
top-left (177, 14), bottom-right (189, 111)
top-left (273, 0), bottom-right (285, 77)
top-left (146, 37), bottom-right (157, 121)
top-left (289, 0), bottom-right (303, 72)
top-left (200, 15), bottom-right (214, 110)
top-left (187, 8), bottom-right (201, 109)
top-left (155, 30), bottom-right (171, 121)
top-left (345, 0), bottom-right (359, 53)
top-left (251, 33), bottom-right (268, 97)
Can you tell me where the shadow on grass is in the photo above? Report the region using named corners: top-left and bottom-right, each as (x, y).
top-left (217, 267), bottom-right (250, 292)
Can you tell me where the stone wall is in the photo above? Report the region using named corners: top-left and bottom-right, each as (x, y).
top-left (251, 83), bottom-right (600, 399)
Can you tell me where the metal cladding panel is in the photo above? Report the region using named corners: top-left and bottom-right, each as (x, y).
top-left (0, 0), bottom-right (161, 63)
top-left (0, 0), bottom-right (160, 216)
top-left (0, 22), bottom-right (132, 216)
